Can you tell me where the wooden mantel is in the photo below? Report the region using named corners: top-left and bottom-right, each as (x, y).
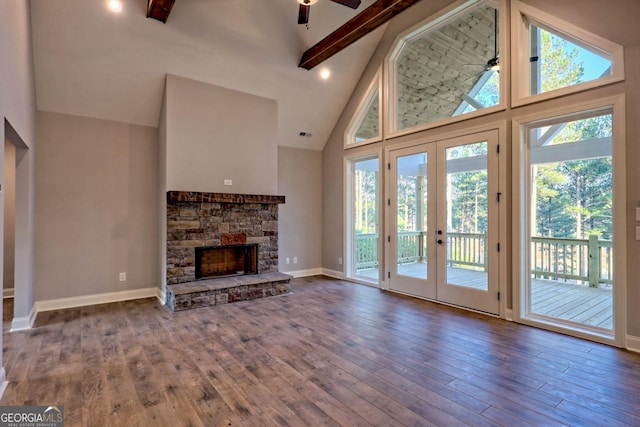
top-left (166, 191), bottom-right (285, 205)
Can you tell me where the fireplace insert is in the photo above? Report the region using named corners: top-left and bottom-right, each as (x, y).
top-left (194, 244), bottom-right (258, 279)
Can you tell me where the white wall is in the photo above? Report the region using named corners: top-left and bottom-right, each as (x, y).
top-left (34, 112), bottom-right (159, 301)
top-left (165, 74), bottom-right (278, 195)
top-left (0, 0), bottom-right (38, 385)
top-left (278, 147), bottom-right (322, 273)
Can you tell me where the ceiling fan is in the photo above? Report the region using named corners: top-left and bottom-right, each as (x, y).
top-left (297, 0), bottom-right (362, 26)
top-left (464, 9), bottom-right (500, 74)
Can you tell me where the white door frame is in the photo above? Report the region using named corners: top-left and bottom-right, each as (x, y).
top-left (383, 123), bottom-right (508, 318)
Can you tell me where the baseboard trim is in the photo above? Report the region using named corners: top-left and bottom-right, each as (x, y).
top-left (157, 286), bottom-right (166, 305)
top-left (35, 287), bottom-right (159, 313)
top-left (505, 308), bottom-right (514, 321)
top-left (0, 368), bottom-right (7, 400)
top-left (3, 288), bottom-right (14, 299)
top-left (283, 268), bottom-right (323, 278)
top-left (626, 335), bottom-right (640, 353)
top-left (10, 304), bottom-right (36, 332)
top-left (321, 268), bottom-right (345, 280)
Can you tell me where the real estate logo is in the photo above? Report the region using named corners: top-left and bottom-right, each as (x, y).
top-left (0, 406), bottom-right (64, 427)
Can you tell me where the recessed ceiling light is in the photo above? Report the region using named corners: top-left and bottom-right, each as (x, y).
top-left (320, 68), bottom-right (331, 80)
top-left (107, 0), bottom-right (123, 13)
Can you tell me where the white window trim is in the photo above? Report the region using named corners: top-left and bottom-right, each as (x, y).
top-left (510, 0), bottom-right (624, 107)
top-left (344, 148), bottom-right (383, 286)
top-left (384, 0), bottom-right (507, 140)
top-left (511, 94), bottom-right (627, 348)
top-left (344, 68), bottom-right (383, 149)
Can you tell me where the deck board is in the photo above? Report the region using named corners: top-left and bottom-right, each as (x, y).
top-left (357, 263), bottom-right (613, 328)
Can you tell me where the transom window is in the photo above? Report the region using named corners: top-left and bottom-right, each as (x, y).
top-left (511, 0), bottom-right (624, 106)
top-left (389, 1), bottom-right (502, 135)
top-left (529, 23), bottom-right (611, 96)
top-left (344, 0), bottom-right (623, 144)
top-left (344, 69), bottom-right (382, 148)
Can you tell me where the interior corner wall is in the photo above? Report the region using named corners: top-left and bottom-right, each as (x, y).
top-left (3, 140), bottom-right (15, 292)
top-left (159, 81), bottom-right (168, 295)
top-left (34, 112), bottom-right (160, 301)
top-left (278, 146), bottom-right (322, 273)
top-left (164, 74), bottom-right (278, 195)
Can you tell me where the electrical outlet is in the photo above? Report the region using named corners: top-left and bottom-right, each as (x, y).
top-left (338, 257), bottom-right (343, 265)
top-left (119, 272), bottom-right (126, 282)
top-left (224, 179), bottom-right (232, 186)
top-left (286, 257), bottom-right (290, 264)
top-left (293, 257), bottom-right (298, 264)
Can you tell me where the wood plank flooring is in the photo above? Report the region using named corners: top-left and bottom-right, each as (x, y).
top-left (2, 276), bottom-right (640, 426)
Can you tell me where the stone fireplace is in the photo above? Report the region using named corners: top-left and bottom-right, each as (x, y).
top-left (165, 191), bottom-right (290, 311)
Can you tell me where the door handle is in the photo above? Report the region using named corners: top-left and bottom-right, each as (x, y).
top-left (437, 239), bottom-right (443, 245)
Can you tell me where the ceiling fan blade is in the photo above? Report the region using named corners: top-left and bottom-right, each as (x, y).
top-left (329, 0), bottom-right (361, 9)
top-left (298, 4), bottom-right (310, 25)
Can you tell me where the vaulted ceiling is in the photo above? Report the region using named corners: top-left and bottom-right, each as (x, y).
top-left (29, 0), bottom-right (384, 150)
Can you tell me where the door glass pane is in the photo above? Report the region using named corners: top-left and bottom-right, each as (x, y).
top-left (353, 158), bottom-right (379, 280)
top-left (528, 112), bottom-right (613, 330)
top-left (445, 142), bottom-right (489, 290)
top-left (396, 153), bottom-right (428, 279)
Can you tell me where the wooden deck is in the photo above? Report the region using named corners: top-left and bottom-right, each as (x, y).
top-left (357, 263), bottom-right (613, 329)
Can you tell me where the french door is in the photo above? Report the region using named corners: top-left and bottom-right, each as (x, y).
top-left (388, 130), bottom-right (500, 315)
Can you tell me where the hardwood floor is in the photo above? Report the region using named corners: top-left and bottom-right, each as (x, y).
top-left (2, 276), bottom-right (640, 426)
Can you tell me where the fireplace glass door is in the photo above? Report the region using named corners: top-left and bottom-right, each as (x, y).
top-left (195, 244), bottom-right (258, 279)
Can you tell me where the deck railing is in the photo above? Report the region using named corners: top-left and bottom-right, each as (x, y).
top-left (355, 232), bottom-right (612, 287)
top-left (531, 235), bottom-right (612, 287)
top-left (446, 232), bottom-right (487, 271)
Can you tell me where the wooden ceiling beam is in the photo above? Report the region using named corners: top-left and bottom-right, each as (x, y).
top-left (147, 0), bottom-right (176, 24)
top-left (298, 0), bottom-right (422, 70)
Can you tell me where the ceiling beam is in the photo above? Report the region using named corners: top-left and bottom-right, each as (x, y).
top-left (298, 0), bottom-right (422, 70)
top-left (147, 0), bottom-right (176, 24)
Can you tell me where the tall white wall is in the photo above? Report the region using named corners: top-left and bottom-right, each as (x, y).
top-left (278, 146), bottom-right (322, 273)
top-left (165, 74), bottom-right (278, 195)
top-left (34, 112), bottom-right (159, 301)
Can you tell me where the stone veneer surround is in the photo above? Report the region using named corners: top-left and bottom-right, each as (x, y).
top-left (166, 191), bottom-right (285, 285)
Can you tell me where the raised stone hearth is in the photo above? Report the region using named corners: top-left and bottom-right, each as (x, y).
top-left (166, 272), bottom-right (292, 311)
